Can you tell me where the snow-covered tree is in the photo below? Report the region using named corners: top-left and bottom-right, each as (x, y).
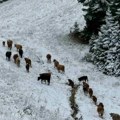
top-left (89, 8), bottom-right (120, 76)
top-left (79, 0), bottom-right (110, 42)
top-left (70, 22), bottom-right (80, 39)
top-left (72, 22), bottom-right (80, 37)
top-left (110, 0), bottom-right (120, 25)
top-left (115, 8), bottom-right (120, 25)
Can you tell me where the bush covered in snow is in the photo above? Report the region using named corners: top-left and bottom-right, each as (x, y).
top-left (69, 22), bottom-right (89, 44)
top-left (88, 9), bottom-right (120, 77)
top-left (70, 22), bottom-right (80, 38)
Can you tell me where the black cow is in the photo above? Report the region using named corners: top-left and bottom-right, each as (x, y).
top-left (37, 73), bottom-right (51, 85)
top-left (19, 49), bottom-right (23, 58)
top-left (6, 51), bottom-right (12, 61)
top-left (68, 79), bottom-right (74, 88)
top-left (3, 41), bottom-right (5, 46)
top-left (78, 76), bottom-right (88, 82)
top-left (46, 54), bottom-right (51, 63)
top-left (26, 63), bottom-right (30, 72)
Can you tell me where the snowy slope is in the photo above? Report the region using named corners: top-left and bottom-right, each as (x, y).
top-left (0, 0), bottom-right (120, 120)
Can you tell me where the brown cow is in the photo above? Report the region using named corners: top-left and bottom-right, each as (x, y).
top-left (56, 64), bottom-right (65, 73)
top-left (24, 57), bottom-right (32, 67)
top-left (7, 40), bottom-right (13, 50)
top-left (13, 54), bottom-right (19, 63)
top-left (53, 59), bottom-right (59, 68)
top-left (97, 103), bottom-right (104, 117)
top-left (110, 113), bottom-right (120, 120)
top-left (16, 57), bottom-right (20, 67)
top-left (53, 59), bottom-right (65, 73)
top-left (83, 82), bottom-right (89, 94)
top-left (98, 102), bottom-right (104, 108)
top-left (92, 95), bottom-right (97, 105)
top-left (15, 44), bottom-right (22, 51)
top-left (46, 54), bottom-right (51, 63)
top-left (88, 88), bottom-right (93, 97)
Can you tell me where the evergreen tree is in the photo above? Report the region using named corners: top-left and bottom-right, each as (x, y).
top-left (110, 0), bottom-right (120, 25)
top-left (116, 8), bottom-right (120, 24)
top-left (90, 8), bottom-right (120, 76)
top-left (79, 0), bottom-right (110, 42)
top-left (73, 22), bottom-right (80, 37)
top-left (70, 22), bottom-right (80, 38)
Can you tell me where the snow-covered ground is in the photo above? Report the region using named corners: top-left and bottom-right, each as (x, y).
top-left (0, 0), bottom-right (119, 120)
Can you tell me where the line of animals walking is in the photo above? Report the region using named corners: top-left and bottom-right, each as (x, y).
top-left (3, 40), bottom-right (104, 118)
top-left (61, 73), bottom-right (105, 118)
top-left (79, 76), bottom-right (104, 118)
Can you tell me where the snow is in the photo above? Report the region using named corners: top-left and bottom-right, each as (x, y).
top-left (0, 0), bottom-right (120, 120)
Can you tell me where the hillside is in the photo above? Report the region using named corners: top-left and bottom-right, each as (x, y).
top-left (0, 0), bottom-right (120, 120)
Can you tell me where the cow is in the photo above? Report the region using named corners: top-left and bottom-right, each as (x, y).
top-left (7, 40), bottom-right (13, 50)
top-left (78, 76), bottom-right (88, 82)
top-left (37, 73), bottom-right (51, 85)
top-left (16, 57), bottom-right (20, 67)
top-left (68, 79), bottom-right (74, 88)
top-left (26, 63), bottom-right (30, 72)
top-left (14, 44), bottom-right (22, 51)
top-left (83, 81), bottom-right (89, 94)
top-left (19, 49), bottom-right (23, 58)
top-left (92, 95), bottom-right (97, 105)
top-left (3, 41), bottom-right (5, 46)
top-left (98, 102), bottom-right (104, 108)
top-left (46, 54), bottom-right (51, 63)
top-left (24, 57), bottom-right (32, 67)
top-left (88, 88), bottom-right (93, 97)
top-left (6, 51), bottom-right (12, 61)
top-left (13, 54), bottom-right (19, 63)
top-left (53, 59), bottom-right (59, 68)
top-left (56, 64), bottom-right (65, 73)
top-left (110, 113), bottom-right (120, 120)
top-left (97, 103), bottom-right (104, 117)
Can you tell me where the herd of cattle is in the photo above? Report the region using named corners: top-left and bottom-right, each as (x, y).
top-left (3, 40), bottom-right (32, 72)
top-left (3, 40), bottom-right (104, 118)
top-left (68, 76), bottom-right (104, 118)
top-left (79, 76), bottom-right (104, 118)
